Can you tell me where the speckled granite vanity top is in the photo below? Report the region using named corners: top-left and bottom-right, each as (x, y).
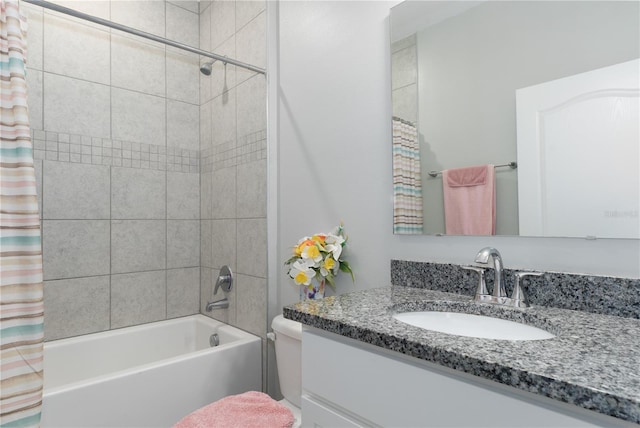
top-left (283, 287), bottom-right (640, 424)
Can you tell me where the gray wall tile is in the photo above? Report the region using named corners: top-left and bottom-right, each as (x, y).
top-left (43, 161), bottom-right (110, 219)
top-left (168, 172), bottom-right (200, 219)
top-left (111, 168), bottom-right (166, 219)
top-left (236, 75), bottom-right (266, 139)
top-left (111, 270), bottom-right (166, 328)
top-left (235, 11), bottom-right (266, 84)
top-left (26, 70), bottom-right (43, 130)
top-left (237, 159), bottom-right (266, 218)
top-left (200, 101), bottom-right (213, 151)
top-left (236, 2), bottom-right (265, 31)
top-left (211, 167), bottom-right (236, 219)
top-left (200, 172), bottom-right (213, 220)
top-left (44, 276), bottom-right (110, 340)
top-left (166, 2), bottom-right (199, 47)
top-left (44, 73), bottom-right (110, 138)
top-left (236, 273), bottom-right (266, 338)
top-left (44, 14), bottom-right (110, 85)
top-left (200, 220), bottom-right (213, 268)
top-left (211, 90), bottom-right (236, 146)
top-left (166, 49), bottom-right (199, 104)
top-left (111, 220), bottom-right (166, 274)
top-left (167, 267), bottom-right (200, 318)
top-left (24, 5), bottom-right (43, 71)
top-left (236, 218), bottom-right (266, 277)
top-left (111, 1), bottom-right (166, 37)
top-left (43, 220), bottom-right (110, 280)
top-left (167, 100), bottom-right (200, 151)
top-left (112, 87), bottom-right (166, 146)
top-left (210, 0), bottom-right (235, 49)
top-left (211, 219), bottom-right (236, 269)
top-left (167, 220), bottom-right (200, 268)
top-left (111, 34), bottom-right (165, 97)
top-left (169, 0), bottom-right (199, 14)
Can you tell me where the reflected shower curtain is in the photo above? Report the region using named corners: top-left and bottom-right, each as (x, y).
top-left (392, 117), bottom-right (423, 234)
top-left (0, 1), bottom-right (44, 426)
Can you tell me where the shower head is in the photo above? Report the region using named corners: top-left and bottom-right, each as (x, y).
top-left (200, 60), bottom-right (215, 76)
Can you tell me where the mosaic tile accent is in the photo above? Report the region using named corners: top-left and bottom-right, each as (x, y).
top-left (201, 129), bottom-right (267, 173)
top-left (284, 287), bottom-right (640, 424)
top-left (31, 129), bottom-right (199, 173)
top-left (390, 259), bottom-right (640, 319)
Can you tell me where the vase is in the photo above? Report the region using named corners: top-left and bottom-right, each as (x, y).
top-left (301, 278), bottom-right (325, 300)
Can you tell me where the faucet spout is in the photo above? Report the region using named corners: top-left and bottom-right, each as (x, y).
top-left (474, 247), bottom-right (506, 298)
top-left (206, 298), bottom-right (229, 311)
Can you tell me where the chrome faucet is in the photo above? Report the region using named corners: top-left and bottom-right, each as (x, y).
top-left (206, 265), bottom-right (233, 312)
top-left (474, 247), bottom-right (506, 299)
top-left (470, 247), bottom-right (542, 308)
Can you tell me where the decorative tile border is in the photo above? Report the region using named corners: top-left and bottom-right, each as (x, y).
top-left (201, 129), bottom-right (267, 173)
top-left (31, 130), bottom-right (199, 173)
top-left (390, 259), bottom-right (640, 319)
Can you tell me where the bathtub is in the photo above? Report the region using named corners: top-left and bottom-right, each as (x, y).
top-left (41, 315), bottom-right (261, 427)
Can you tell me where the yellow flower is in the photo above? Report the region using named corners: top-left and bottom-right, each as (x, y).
top-left (323, 257), bottom-right (335, 271)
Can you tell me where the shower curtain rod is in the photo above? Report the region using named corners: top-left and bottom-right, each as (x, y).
top-left (22, 0), bottom-right (266, 75)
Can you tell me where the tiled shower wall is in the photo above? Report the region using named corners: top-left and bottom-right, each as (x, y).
top-left (198, 0), bottom-right (267, 346)
top-left (25, 0), bottom-right (202, 340)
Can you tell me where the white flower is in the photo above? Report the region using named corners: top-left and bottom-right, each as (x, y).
top-left (289, 260), bottom-right (316, 285)
top-left (325, 233), bottom-right (345, 260)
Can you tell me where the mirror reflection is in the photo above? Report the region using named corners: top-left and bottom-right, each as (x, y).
top-left (391, 1), bottom-right (639, 238)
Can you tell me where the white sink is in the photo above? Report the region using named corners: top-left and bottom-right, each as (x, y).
top-left (393, 311), bottom-right (555, 340)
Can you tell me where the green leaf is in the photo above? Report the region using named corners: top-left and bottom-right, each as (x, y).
top-left (339, 260), bottom-right (355, 282)
top-left (284, 256), bottom-right (299, 265)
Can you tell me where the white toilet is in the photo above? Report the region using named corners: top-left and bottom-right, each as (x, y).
top-left (271, 314), bottom-right (303, 427)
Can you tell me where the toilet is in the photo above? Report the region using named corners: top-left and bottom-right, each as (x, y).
top-left (271, 314), bottom-right (303, 427)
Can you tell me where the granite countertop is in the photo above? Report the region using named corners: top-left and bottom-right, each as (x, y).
top-left (283, 286), bottom-right (640, 424)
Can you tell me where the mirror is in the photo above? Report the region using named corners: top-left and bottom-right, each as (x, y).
top-left (390, 1), bottom-right (640, 238)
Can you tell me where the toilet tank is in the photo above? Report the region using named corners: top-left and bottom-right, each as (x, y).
top-left (271, 315), bottom-right (302, 408)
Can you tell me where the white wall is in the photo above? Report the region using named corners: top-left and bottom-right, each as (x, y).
top-left (273, 0), bottom-right (640, 312)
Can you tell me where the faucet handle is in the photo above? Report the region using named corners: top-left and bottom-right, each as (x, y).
top-left (461, 265), bottom-right (488, 298)
top-left (512, 271), bottom-right (543, 308)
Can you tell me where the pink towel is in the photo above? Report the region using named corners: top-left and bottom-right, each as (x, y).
top-left (173, 391), bottom-right (294, 428)
top-left (442, 165), bottom-right (495, 235)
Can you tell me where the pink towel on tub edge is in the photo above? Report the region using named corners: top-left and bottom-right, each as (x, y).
top-left (173, 391), bottom-right (294, 428)
top-left (443, 164), bottom-right (496, 235)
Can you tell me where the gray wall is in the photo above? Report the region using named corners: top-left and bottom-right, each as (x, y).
top-left (417, 1), bottom-right (640, 235)
top-left (27, 0), bottom-right (202, 341)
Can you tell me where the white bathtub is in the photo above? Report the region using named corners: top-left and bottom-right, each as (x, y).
top-left (41, 315), bottom-right (262, 427)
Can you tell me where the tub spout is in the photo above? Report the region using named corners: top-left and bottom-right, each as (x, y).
top-left (206, 298), bottom-right (229, 311)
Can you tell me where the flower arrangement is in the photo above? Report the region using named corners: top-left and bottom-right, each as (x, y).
top-left (285, 224), bottom-right (354, 299)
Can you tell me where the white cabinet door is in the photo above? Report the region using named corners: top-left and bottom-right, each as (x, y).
top-left (516, 59), bottom-right (639, 238)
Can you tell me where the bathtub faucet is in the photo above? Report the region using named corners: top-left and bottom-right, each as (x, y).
top-left (206, 299), bottom-right (229, 311)
top-left (206, 265), bottom-right (234, 311)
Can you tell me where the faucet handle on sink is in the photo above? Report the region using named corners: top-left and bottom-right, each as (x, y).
top-left (512, 271), bottom-right (543, 308)
top-left (461, 265), bottom-right (488, 299)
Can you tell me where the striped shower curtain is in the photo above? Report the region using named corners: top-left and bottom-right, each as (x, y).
top-left (0, 1), bottom-right (45, 426)
top-left (392, 117), bottom-right (423, 234)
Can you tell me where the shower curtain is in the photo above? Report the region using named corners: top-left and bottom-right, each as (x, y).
top-left (0, 1), bottom-right (45, 426)
top-left (392, 117), bottom-right (423, 234)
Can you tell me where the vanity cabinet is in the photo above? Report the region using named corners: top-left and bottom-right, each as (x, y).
top-left (301, 329), bottom-right (628, 428)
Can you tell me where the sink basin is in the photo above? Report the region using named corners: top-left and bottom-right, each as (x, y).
top-left (393, 311), bottom-right (555, 340)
